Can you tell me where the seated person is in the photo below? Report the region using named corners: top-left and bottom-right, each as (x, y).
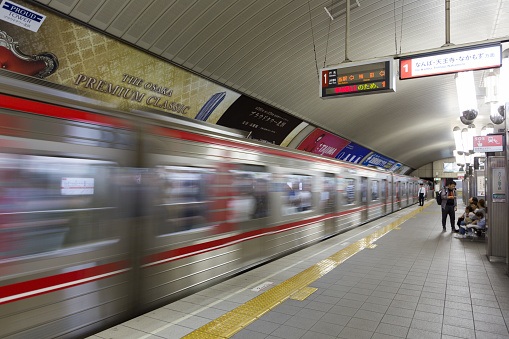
top-left (456, 205), bottom-right (474, 231)
top-left (458, 211), bottom-right (485, 237)
top-left (476, 199), bottom-right (486, 216)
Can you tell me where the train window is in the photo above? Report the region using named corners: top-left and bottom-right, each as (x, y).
top-left (282, 174), bottom-right (312, 215)
top-left (0, 154), bottom-right (117, 258)
top-left (229, 165), bottom-right (270, 221)
top-left (372, 180), bottom-right (379, 201)
top-left (361, 177), bottom-right (368, 203)
top-left (321, 173), bottom-right (336, 211)
top-left (155, 166), bottom-right (213, 234)
top-left (343, 178), bottom-right (356, 205)
top-left (381, 179), bottom-right (387, 199)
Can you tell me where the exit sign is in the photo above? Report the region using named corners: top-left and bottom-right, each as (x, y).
top-left (320, 58), bottom-right (395, 98)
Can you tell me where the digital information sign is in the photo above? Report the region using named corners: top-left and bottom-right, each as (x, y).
top-left (320, 58), bottom-right (395, 98)
top-left (400, 44), bottom-right (501, 80)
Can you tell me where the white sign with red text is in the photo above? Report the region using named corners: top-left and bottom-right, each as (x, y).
top-left (61, 177), bottom-right (94, 195)
top-left (473, 135), bottom-right (503, 153)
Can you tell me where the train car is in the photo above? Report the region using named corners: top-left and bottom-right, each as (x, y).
top-left (0, 71), bottom-right (419, 338)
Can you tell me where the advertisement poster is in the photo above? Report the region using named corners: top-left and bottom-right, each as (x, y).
top-left (477, 175), bottom-right (485, 197)
top-left (362, 153), bottom-right (396, 170)
top-left (390, 163), bottom-right (402, 172)
top-left (0, 0), bottom-right (240, 123)
top-left (335, 142), bottom-right (371, 164)
top-left (217, 95), bottom-right (302, 145)
top-left (492, 168), bottom-right (506, 202)
top-left (297, 128), bottom-right (350, 158)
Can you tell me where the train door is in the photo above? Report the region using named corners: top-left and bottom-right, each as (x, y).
top-left (341, 176), bottom-right (358, 230)
top-left (322, 173), bottom-right (337, 237)
top-left (381, 179), bottom-right (387, 214)
top-left (361, 176), bottom-right (368, 221)
top-left (388, 176), bottom-right (393, 213)
top-left (394, 181), bottom-right (401, 210)
top-left (229, 164), bottom-right (271, 268)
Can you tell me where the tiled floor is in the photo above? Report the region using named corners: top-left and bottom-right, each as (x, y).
top-left (90, 202), bottom-right (509, 339)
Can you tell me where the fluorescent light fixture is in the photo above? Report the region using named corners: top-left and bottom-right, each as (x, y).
top-left (461, 128), bottom-right (469, 154)
top-left (499, 56), bottom-right (509, 104)
top-left (467, 124), bottom-right (476, 154)
top-left (483, 70), bottom-right (499, 103)
top-left (455, 71), bottom-right (478, 120)
top-left (453, 126), bottom-right (463, 152)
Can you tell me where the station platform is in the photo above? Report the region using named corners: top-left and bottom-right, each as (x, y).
top-left (88, 202), bottom-right (509, 339)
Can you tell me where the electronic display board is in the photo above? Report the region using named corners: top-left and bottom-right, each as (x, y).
top-left (400, 44), bottom-right (501, 80)
top-left (320, 58), bottom-right (395, 98)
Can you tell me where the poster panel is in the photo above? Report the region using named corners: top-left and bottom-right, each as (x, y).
top-left (0, 0), bottom-right (240, 122)
top-left (362, 153), bottom-right (396, 170)
top-left (335, 142), bottom-right (371, 164)
top-left (492, 168), bottom-right (506, 202)
top-left (477, 175), bottom-right (485, 196)
top-left (296, 128), bottom-right (349, 158)
top-left (217, 95), bottom-right (302, 145)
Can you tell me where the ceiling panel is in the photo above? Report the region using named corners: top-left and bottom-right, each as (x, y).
top-left (69, 0), bottom-right (104, 23)
top-left (88, 0), bottom-right (132, 30)
top-left (32, 0), bottom-right (509, 170)
top-left (105, 0), bottom-right (155, 37)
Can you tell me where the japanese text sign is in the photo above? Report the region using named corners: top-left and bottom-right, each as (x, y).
top-left (473, 135), bottom-right (504, 153)
top-left (400, 44), bottom-right (501, 79)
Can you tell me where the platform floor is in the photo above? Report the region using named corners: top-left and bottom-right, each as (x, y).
top-left (89, 201), bottom-right (509, 339)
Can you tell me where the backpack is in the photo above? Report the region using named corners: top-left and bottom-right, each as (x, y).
top-left (436, 190), bottom-right (442, 205)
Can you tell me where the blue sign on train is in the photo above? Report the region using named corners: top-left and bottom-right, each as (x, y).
top-left (362, 152), bottom-right (396, 170)
top-left (335, 143), bottom-right (371, 164)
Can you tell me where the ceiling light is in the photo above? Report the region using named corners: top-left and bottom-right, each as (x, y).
top-left (455, 71), bottom-right (478, 121)
top-left (467, 124), bottom-right (476, 154)
top-left (453, 126), bottom-right (463, 152)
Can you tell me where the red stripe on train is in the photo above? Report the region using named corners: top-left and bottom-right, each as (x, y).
top-left (0, 260), bottom-right (129, 305)
top-left (0, 202), bottom-right (408, 304)
top-left (143, 206), bottom-right (372, 267)
top-left (0, 94), bottom-right (133, 130)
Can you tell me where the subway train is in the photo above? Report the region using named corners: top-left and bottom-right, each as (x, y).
top-left (0, 70), bottom-right (421, 338)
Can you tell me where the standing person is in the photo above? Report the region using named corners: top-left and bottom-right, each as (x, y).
top-left (418, 183), bottom-right (426, 206)
top-left (441, 181), bottom-right (457, 232)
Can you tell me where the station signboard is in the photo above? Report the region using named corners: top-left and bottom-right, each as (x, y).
top-left (320, 58), bottom-right (395, 98)
top-left (473, 135), bottom-right (504, 153)
top-left (400, 44), bottom-right (501, 80)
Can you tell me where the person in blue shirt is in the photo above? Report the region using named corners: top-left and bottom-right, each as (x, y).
top-left (457, 211), bottom-right (485, 238)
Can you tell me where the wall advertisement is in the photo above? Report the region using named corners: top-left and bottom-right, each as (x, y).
top-left (335, 142), bottom-right (371, 164)
top-left (0, 0), bottom-right (240, 123)
top-left (297, 128), bottom-right (349, 158)
top-left (362, 153), bottom-right (397, 170)
top-left (217, 96), bottom-right (302, 145)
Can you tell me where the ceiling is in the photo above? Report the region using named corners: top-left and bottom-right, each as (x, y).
top-left (32, 0), bottom-right (509, 170)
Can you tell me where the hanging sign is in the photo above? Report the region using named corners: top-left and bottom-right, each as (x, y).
top-left (320, 58), bottom-right (395, 98)
top-left (473, 135), bottom-right (504, 153)
top-left (400, 44), bottom-right (501, 80)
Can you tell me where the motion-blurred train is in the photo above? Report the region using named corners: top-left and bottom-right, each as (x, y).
top-left (0, 70), bottom-right (423, 338)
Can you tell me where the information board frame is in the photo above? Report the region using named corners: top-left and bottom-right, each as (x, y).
top-left (319, 58), bottom-right (396, 99)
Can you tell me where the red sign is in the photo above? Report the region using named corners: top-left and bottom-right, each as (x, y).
top-left (473, 135), bottom-right (504, 152)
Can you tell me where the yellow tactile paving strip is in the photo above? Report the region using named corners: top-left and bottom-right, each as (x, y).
top-left (182, 201), bottom-right (434, 338)
top-left (290, 287), bottom-right (317, 301)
